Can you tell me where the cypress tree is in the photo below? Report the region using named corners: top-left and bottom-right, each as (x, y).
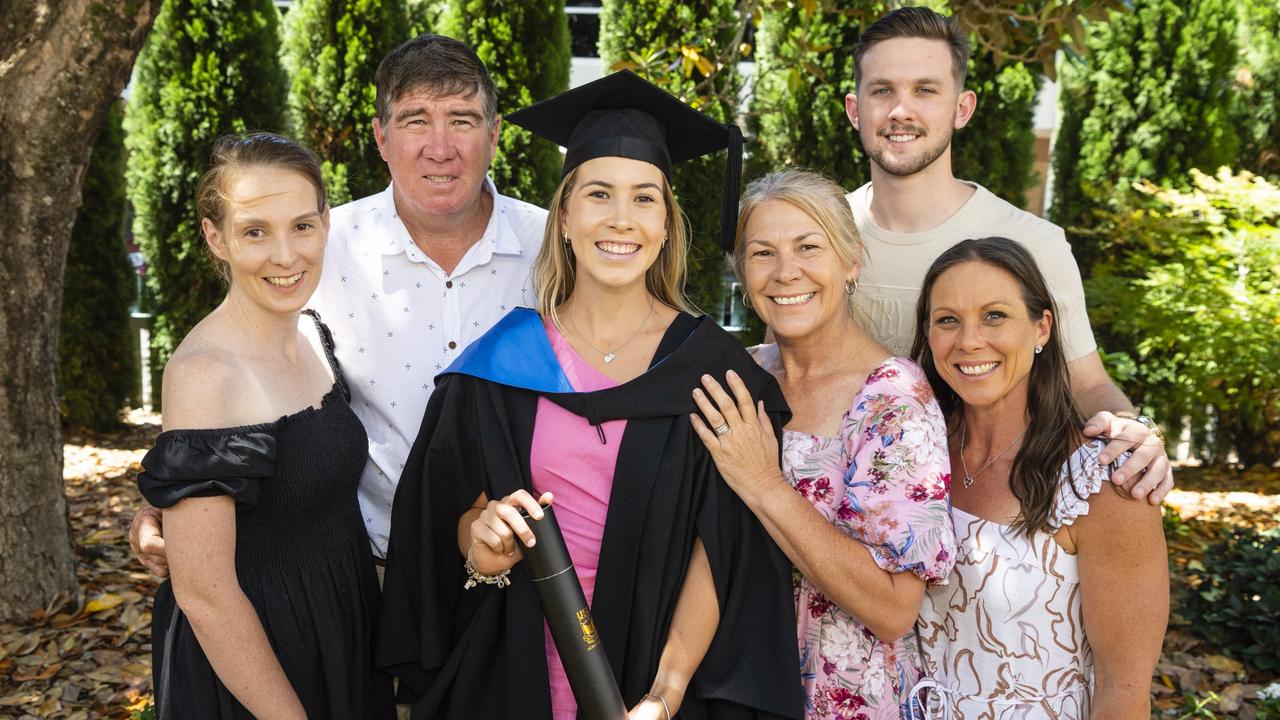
top-left (125, 0), bottom-right (287, 405)
top-left (599, 0), bottom-right (740, 316)
top-left (1050, 0), bottom-right (1240, 273)
top-left (439, 0), bottom-right (570, 206)
top-left (283, 0), bottom-right (410, 206)
top-left (59, 100), bottom-right (138, 430)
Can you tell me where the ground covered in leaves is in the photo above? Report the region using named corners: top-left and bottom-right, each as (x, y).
top-left (0, 417), bottom-right (1277, 718)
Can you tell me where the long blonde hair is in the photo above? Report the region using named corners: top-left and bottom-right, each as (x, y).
top-left (534, 165), bottom-right (693, 328)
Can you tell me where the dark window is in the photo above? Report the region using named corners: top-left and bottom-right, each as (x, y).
top-left (567, 1), bottom-right (601, 58)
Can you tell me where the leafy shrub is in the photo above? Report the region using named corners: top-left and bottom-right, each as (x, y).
top-left (1184, 526), bottom-right (1280, 672)
top-left (1086, 169), bottom-right (1280, 466)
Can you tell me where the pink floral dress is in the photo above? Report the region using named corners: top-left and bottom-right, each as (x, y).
top-left (780, 356), bottom-right (955, 720)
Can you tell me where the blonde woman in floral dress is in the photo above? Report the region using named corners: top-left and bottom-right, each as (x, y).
top-left (691, 169), bottom-right (955, 719)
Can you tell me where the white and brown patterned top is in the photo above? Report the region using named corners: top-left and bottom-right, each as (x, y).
top-left (912, 439), bottom-right (1119, 720)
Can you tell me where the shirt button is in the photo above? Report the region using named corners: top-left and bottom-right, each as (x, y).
top-left (445, 280), bottom-right (453, 289)
top-left (448, 341), bottom-right (457, 349)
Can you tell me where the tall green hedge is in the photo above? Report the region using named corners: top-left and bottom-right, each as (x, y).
top-left (283, 0), bottom-right (409, 206)
top-left (60, 100), bottom-right (138, 430)
top-left (125, 0), bottom-right (287, 406)
top-left (1050, 0), bottom-right (1240, 275)
top-left (439, 0), bottom-right (569, 206)
top-left (599, 0), bottom-right (739, 316)
top-left (748, 3), bottom-right (872, 189)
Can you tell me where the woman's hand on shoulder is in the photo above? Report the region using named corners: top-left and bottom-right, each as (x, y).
top-left (468, 490), bottom-right (553, 575)
top-left (689, 370), bottom-right (788, 508)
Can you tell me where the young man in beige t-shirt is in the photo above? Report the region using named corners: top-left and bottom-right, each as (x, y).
top-left (843, 7), bottom-right (1173, 501)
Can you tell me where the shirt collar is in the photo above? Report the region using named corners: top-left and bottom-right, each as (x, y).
top-left (369, 177), bottom-right (530, 259)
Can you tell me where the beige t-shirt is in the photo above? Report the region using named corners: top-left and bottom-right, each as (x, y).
top-left (848, 181), bottom-right (1096, 361)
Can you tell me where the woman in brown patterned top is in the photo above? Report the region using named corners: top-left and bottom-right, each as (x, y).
top-left (908, 236), bottom-right (1167, 719)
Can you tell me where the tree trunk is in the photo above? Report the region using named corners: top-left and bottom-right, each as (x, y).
top-left (0, 0), bottom-right (161, 619)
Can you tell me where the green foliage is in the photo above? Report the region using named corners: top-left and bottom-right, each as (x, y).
top-left (1085, 169), bottom-right (1280, 466)
top-left (1234, 0), bottom-right (1280, 177)
top-left (1184, 526), bottom-right (1280, 672)
top-left (407, 0), bottom-right (447, 36)
top-left (283, 0), bottom-right (409, 205)
top-left (129, 702), bottom-right (155, 720)
top-left (439, 0), bottom-right (569, 206)
top-left (748, 2), bottom-right (875, 188)
top-left (1050, 0), bottom-right (1240, 274)
top-left (60, 101), bottom-right (138, 430)
top-left (599, 0), bottom-right (739, 315)
top-left (952, 53), bottom-right (1040, 207)
top-left (124, 0), bottom-right (287, 406)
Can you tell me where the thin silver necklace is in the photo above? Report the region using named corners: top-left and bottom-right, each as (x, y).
top-left (959, 422), bottom-right (1027, 488)
top-left (566, 294), bottom-right (655, 364)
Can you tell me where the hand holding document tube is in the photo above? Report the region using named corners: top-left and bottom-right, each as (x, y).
top-left (520, 504), bottom-right (628, 720)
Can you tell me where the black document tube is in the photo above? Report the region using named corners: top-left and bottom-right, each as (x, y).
top-left (520, 505), bottom-right (627, 720)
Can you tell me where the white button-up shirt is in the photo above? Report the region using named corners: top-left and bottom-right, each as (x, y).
top-left (311, 179), bottom-right (547, 557)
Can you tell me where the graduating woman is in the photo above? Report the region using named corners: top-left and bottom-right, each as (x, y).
top-left (377, 72), bottom-right (804, 720)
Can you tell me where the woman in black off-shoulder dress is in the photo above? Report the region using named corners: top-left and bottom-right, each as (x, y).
top-left (136, 133), bottom-right (393, 719)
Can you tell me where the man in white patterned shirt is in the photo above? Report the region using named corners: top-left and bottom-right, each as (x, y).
top-left (132, 34), bottom-right (548, 567)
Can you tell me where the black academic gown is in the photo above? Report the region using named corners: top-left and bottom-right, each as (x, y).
top-left (377, 309), bottom-right (804, 720)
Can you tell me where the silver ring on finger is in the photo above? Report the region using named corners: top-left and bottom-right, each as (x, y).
top-left (714, 423), bottom-right (730, 437)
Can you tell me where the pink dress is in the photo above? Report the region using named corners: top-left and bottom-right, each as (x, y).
top-left (530, 319), bottom-right (625, 720)
top-left (779, 355), bottom-right (955, 720)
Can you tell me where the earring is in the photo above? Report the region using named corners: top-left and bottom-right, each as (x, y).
top-left (562, 234), bottom-right (570, 245)
top-left (1034, 344), bottom-right (1043, 354)
top-left (844, 279), bottom-right (859, 296)
top-left (741, 290), bottom-right (753, 310)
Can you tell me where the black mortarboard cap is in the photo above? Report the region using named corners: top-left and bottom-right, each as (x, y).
top-left (505, 70), bottom-right (743, 251)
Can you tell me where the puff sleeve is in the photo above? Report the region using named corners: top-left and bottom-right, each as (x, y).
top-left (137, 430), bottom-right (277, 508)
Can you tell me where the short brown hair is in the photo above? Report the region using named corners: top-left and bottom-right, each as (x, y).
top-left (195, 132), bottom-right (326, 280)
top-left (375, 34), bottom-right (497, 126)
top-left (854, 7), bottom-right (971, 90)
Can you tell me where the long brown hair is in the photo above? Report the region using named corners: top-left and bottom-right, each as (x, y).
top-left (910, 237), bottom-right (1085, 536)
